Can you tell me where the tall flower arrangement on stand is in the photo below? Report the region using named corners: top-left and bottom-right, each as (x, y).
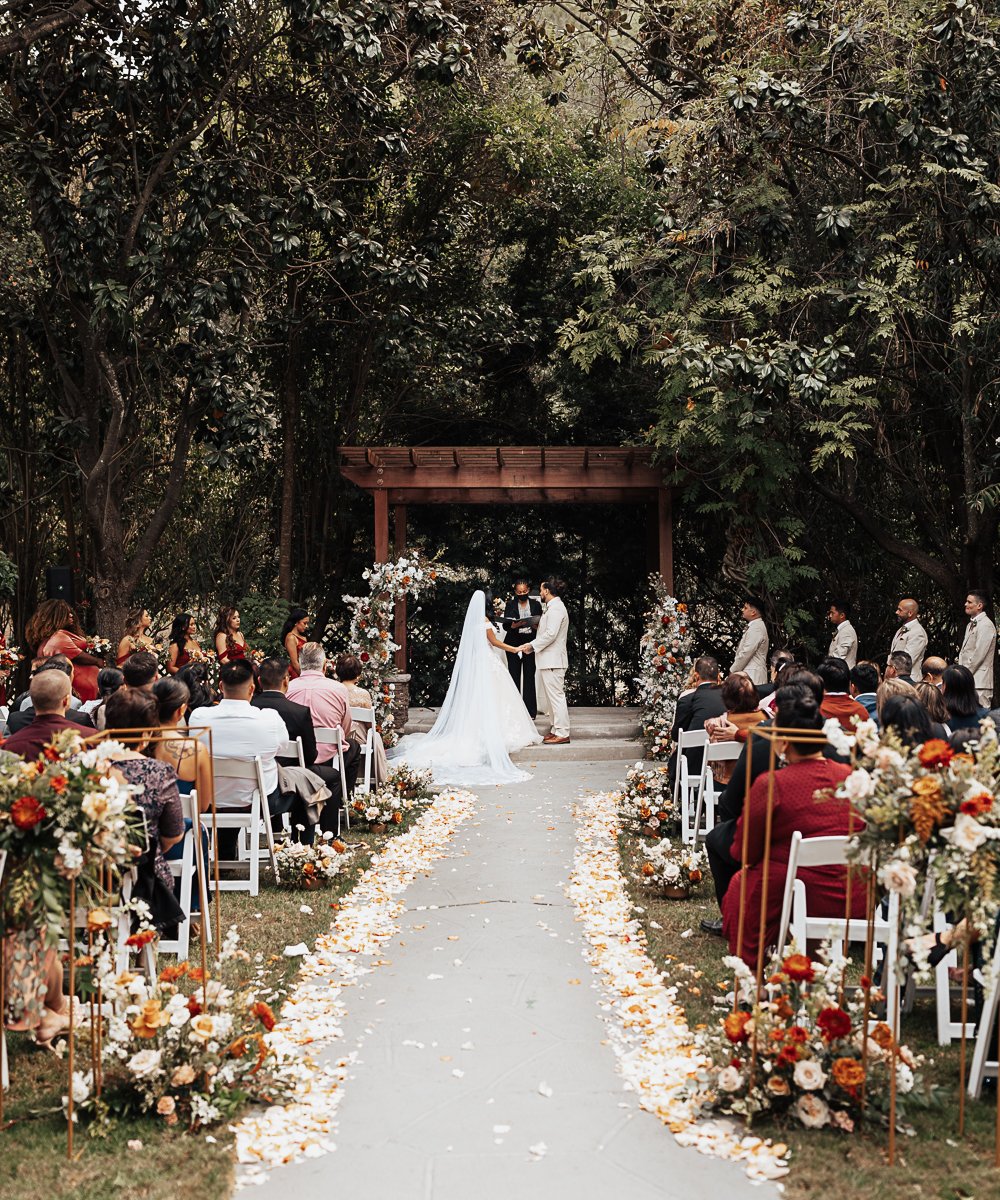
top-left (343, 552), bottom-right (439, 747)
top-left (637, 574), bottom-right (693, 760)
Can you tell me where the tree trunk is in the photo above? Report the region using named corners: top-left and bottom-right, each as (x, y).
top-left (278, 281), bottom-right (300, 601)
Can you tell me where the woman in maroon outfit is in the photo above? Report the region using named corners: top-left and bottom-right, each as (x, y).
top-left (722, 686), bottom-right (866, 967)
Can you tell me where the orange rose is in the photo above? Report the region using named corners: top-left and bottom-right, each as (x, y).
top-left (332, 839), bottom-right (347, 853)
top-left (688, 869), bottom-right (703, 882)
top-left (781, 953), bottom-right (815, 983)
top-left (130, 999), bottom-right (170, 1039)
top-left (641, 863), bottom-right (655, 877)
top-left (49, 774), bottom-right (68, 794)
top-left (87, 907), bottom-right (113, 932)
top-left (392, 812), bottom-right (403, 824)
top-left (723, 1011), bottom-right (752, 1043)
top-left (917, 739), bottom-right (953, 768)
top-left (252, 1001), bottom-right (277, 1032)
top-left (870, 1022), bottom-right (894, 1050)
top-left (831, 1057), bottom-right (865, 1089)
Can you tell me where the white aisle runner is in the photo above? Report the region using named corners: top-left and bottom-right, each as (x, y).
top-left (244, 761), bottom-right (773, 1199)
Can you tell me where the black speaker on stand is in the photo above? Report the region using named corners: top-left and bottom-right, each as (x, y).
top-left (45, 565), bottom-right (75, 603)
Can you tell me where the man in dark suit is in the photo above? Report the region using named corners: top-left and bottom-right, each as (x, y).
top-left (5, 657), bottom-right (94, 735)
top-left (669, 655), bottom-right (726, 785)
top-left (252, 657), bottom-right (356, 834)
top-left (501, 578), bottom-right (543, 718)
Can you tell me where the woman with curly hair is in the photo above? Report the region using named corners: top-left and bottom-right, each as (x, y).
top-left (166, 612), bottom-right (202, 675)
top-left (116, 607), bottom-right (155, 665)
top-left (24, 598), bottom-right (103, 702)
top-left (214, 605), bottom-right (248, 663)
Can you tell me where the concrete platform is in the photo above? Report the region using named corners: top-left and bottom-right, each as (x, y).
top-left (246, 762), bottom-right (772, 1200)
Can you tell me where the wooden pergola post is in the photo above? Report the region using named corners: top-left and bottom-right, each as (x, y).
top-left (394, 505), bottom-right (408, 671)
top-left (374, 488), bottom-right (389, 563)
top-left (658, 487), bottom-right (674, 593)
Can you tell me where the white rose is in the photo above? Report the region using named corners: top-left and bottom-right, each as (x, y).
top-left (169, 1007), bottom-right (190, 1028)
top-left (662, 862), bottom-right (680, 882)
top-left (896, 1062), bottom-right (914, 1094)
top-left (127, 1049), bottom-right (163, 1079)
top-left (794, 1093), bottom-right (830, 1128)
top-left (793, 1058), bottom-right (827, 1091)
top-left (716, 1066), bottom-right (743, 1093)
top-left (879, 860), bottom-right (918, 898)
top-left (840, 769), bottom-right (875, 802)
top-left (947, 813), bottom-right (989, 853)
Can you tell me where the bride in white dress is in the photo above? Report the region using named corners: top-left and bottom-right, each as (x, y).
top-left (390, 590), bottom-right (542, 786)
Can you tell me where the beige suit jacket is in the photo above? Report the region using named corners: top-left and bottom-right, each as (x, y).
top-left (731, 617), bottom-right (769, 685)
top-left (890, 619), bottom-right (927, 680)
top-left (828, 621), bottom-right (858, 669)
top-left (528, 597), bottom-right (569, 670)
top-left (959, 614), bottom-right (996, 695)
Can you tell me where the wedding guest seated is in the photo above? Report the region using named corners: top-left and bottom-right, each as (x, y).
top-left (876, 676), bottom-right (918, 722)
top-left (25, 598), bottom-right (104, 702)
top-left (849, 662), bottom-right (880, 720)
top-left (757, 648), bottom-right (797, 702)
top-left (704, 672), bottom-right (766, 785)
top-left (881, 694), bottom-right (945, 745)
top-left (669, 655), bottom-right (726, 783)
top-left (194, 659), bottom-right (293, 857)
top-left (336, 654), bottom-right (390, 785)
top-left (116, 607), bottom-right (155, 665)
top-left (914, 681), bottom-right (952, 737)
top-left (81, 666), bottom-right (125, 731)
top-left (722, 686), bottom-right (866, 967)
top-left (817, 656), bottom-right (869, 731)
top-left (252, 656), bottom-right (339, 837)
top-left (4, 659), bottom-right (95, 737)
top-left (701, 668), bottom-right (837, 936)
top-left (941, 663), bottom-right (989, 731)
top-left (177, 661), bottom-right (217, 714)
top-left (102, 688), bottom-right (186, 931)
top-left (122, 650), bottom-right (159, 690)
top-left (885, 650), bottom-right (915, 685)
top-left (2, 669), bottom-right (92, 757)
top-left (2, 935), bottom-right (74, 1048)
top-left (287, 642), bottom-right (359, 794)
top-left (166, 612), bottom-right (202, 674)
top-left (921, 656), bottom-right (947, 687)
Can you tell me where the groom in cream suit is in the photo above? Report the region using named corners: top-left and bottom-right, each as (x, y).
top-left (523, 578), bottom-right (571, 744)
top-left (959, 590), bottom-right (997, 707)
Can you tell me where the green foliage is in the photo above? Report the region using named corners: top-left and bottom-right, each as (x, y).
top-left (235, 594), bottom-right (296, 658)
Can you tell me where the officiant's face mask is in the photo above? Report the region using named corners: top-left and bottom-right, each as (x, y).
top-left (515, 585), bottom-right (530, 599)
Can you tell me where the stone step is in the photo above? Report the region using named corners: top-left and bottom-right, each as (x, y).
top-left (404, 706), bottom-right (642, 740)
top-left (511, 739), bottom-right (647, 764)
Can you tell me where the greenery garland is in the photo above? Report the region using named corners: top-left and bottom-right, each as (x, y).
top-left (637, 574), bottom-right (693, 760)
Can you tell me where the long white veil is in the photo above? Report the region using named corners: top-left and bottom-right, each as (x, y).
top-left (390, 590), bottom-right (531, 786)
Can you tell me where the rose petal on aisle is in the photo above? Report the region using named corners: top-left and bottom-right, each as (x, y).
top-left (233, 788), bottom-right (478, 1185)
top-left (567, 788), bottom-right (788, 1184)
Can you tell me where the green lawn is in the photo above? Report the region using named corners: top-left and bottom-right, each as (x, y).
top-left (617, 834), bottom-right (1000, 1200)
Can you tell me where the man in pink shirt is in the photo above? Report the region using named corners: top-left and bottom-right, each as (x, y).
top-left (286, 642), bottom-right (359, 787)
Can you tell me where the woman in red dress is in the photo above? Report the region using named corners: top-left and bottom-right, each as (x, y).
top-left (166, 612), bottom-right (201, 674)
top-left (116, 607), bottom-right (155, 665)
top-left (280, 607), bottom-right (310, 678)
top-left (24, 599), bottom-right (104, 702)
top-left (722, 686), bottom-right (866, 968)
top-left (214, 605), bottom-right (248, 663)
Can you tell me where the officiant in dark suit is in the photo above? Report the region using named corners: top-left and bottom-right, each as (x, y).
top-left (502, 578), bottom-right (543, 718)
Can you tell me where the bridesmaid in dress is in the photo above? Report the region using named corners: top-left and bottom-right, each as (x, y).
top-left (166, 612), bottom-right (201, 674)
top-left (116, 607), bottom-right (155, 665)
top-left (24, 599), bottom-right (103, 702)
top-left (214, 605), bottom-right (248, 663)
top-left (281, 607), bottom-right (309, 678)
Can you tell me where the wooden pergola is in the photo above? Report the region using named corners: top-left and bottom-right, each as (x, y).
top-left (338, 446), bottom-right (673, 668)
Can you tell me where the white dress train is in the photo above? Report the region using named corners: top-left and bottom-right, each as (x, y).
top-left (390, 591), bottom-right (542, 786)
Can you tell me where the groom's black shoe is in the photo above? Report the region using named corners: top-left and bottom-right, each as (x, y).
top-left (700, 917), bottom-right (724, 937)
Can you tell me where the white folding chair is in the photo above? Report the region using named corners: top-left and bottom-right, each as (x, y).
top-left (967, 932), bottom-right (1000, 1099)
top-left (931, 906), bottom-right (978, 1046)
top-left (202, 756), bottom-right (281, 896)
top-left (278, 737), bottom-right (307, 769)
top-left (690, 742), bottom-right (742, 844)
top-left (776, 832), bottom-right (900, 1024)
top-left (316, 726), bottom-right (350, 830)
top-left (349, 706), bottom-right (376, 795)
top-left (160, 791), bottom-right (212, 960)
top-left (1, 850), bottom-right (7, 1091)
top-left (675, 729), bottom-right (709, 844)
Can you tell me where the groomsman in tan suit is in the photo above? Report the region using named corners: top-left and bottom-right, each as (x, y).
top-left (959, 590), bottom-right (996, 707)
top-left (890, 598), bottom-right (927, 682)
top-left (730, 596), bottom-right (769, 686)
top-left (827, 600), bottom-right (858, 668)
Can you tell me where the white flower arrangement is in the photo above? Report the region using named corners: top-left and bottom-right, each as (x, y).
top-left (638, 838), bottom-right (707, 893)
top-left (615, 762), bottom-right (674, 836)
top-left (636, 575), bottom-right (693, 761)
top-left (275, 834), bottom-right (346, 888)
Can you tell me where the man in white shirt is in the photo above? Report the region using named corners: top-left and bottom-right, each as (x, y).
top-left (826, 600), bottom-right (858, 668)
top-left (193, 659), bottom-right (288, 857)
top-left (523, 578), bottom-right (571, 743)
top-left (959, 590), bottom-right (997, 707)
top-left (890, 598), bottom-right (928, 682)
top-left (730, 597), bottom-right (769, 685)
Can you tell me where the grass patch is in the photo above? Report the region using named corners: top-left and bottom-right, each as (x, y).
top-left (0, 823), bottom-right (389, 1200)
top-left (618, 834), bottom-right (1000, 1199)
